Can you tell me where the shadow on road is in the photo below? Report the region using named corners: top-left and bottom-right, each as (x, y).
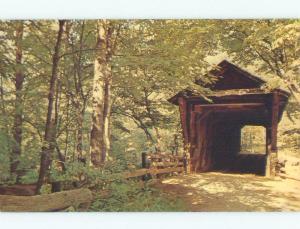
top-left (155, 172), bottom-right (300, 211)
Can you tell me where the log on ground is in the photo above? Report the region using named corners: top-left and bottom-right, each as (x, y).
top-left (0, 188), bottom-right (93, 212)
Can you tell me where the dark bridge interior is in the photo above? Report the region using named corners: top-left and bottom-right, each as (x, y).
top-left (210, 116), bottom-right (267, 176)
top-left (193, 112), bottom-right (268, 175)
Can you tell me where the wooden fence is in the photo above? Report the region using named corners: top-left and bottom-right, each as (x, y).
top-left (124, 152), bottom-right (189, 179)
top-left (0, 152), bottom-right (188, 211)
top-left (143, 152), bottom-right (188, 172)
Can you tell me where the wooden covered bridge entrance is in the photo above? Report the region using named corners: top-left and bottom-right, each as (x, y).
top-left (169, 60), bottom-right (289, 176)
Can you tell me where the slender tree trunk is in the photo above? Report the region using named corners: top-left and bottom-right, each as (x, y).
top-left (76, 107), bottom-right (85, 159)
top-left (73, 131), bottom-right (77, 162)
top-left (64, 97), bottom-right (70, 159)
top-left (54, 80), bottom-right (61, 131)
top-left (143, 87), bottom-right (162, 152)
top-left (118, 111), bottom-right (154, 143)
top-left (66, 21), bottom-right (88, 162)
top-left (36, 20), bottom-right (65, 194)
top-left (172, 133), bottom-right (179, 156)
top-left (53, 79), bottom-right (66, 171)
top-left (11, 21), bottom-right (24, 177)
top-left (139, 123), bottom-right (154, 143)
top-left (153, 127), bottom-right (162, 152)
top-left (76, 117), bottom-right (83, 158)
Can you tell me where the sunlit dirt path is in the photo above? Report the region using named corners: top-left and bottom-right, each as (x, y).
top-left (156, 172), bottom-right (300, 211)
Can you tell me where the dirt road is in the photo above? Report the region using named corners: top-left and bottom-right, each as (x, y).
top-left (157, 172), bottom-right (300, 211)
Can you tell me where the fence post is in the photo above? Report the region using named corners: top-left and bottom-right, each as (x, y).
top-left (142, 152), bottom-right (147, 169)
top-left (141, 152), bottom-right (149, 181)
top-left (51, 181), bottom-right (61, 193)
top-left (183, 155), bottom-right (187, 174)
top-left (183, 153), bottom-right (190, 174)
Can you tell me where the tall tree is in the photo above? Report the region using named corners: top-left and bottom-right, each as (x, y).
top-left (90, 20), bottom-right (120, 165)
top-left (10, 21), bottom-right (24, 176)
top-left (36, 20), bottom-right (66, 194)
top-left (63, 21), bottom-right (94, 160)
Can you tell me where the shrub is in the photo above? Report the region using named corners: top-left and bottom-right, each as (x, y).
top-left (89, 179), bottom-right (185, 212)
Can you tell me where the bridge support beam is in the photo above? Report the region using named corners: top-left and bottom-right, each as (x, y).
top-left (265, 91), bottom-right (279, 177)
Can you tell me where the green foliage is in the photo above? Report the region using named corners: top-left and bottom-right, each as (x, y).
top-left (0, 131), bottom-right (13, 183)
top-left (40, 184), bottom-right (52, 194)
top-left (0, 20), bottom-right (299, 213)
top-left (19, 169), bottom-right (39, 184)
top-left (90, 179), bottom-right (185, 212)
top-left (215, 19), bottom-right (300, 90)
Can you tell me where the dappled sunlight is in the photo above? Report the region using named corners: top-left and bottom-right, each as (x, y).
top-left (162, 178), bottom-right (181, 185)
top-left (252, 178), bottom-right (300, 211)
top-left (200, 182), bottom-right (235, 194)
top-left (159, 172), bottom-right (300, 211)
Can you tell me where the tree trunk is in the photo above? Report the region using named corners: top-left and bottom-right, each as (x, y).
top-left (36, 20), bottom-right (65, 194)
top-left (141, 124), bottom-right (154, 143)
top-left (76, 107), bottom-right (85, 159)
top-left (76, 114), bottom-right (83, 158)
top-left (69, 21), bottom-right (87, 160)
top-left (102, 77), bottom-right (112, 160)
top-left (53, 79), bottom-right (66, 171)
top-left (153, 126), bottom-right (162, 152)
top-left (64, 97), bottom-right (70, 159)
top-left (143, 87), bottom-right (162, 152)
top-left (90, 20), bottom-right (114, 165)
top-left (11, 21), bottom-right (24, 177)
top-left (90, 56), bottom-right (105, 166)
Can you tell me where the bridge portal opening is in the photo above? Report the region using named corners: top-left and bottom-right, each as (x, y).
top-left (231, 125), bottom-right (267, 175)
top-left (240, 126), bottom-right (266, 155)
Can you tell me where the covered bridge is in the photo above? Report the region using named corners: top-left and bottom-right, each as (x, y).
top-left (168, 60), bottom-right (289, 176)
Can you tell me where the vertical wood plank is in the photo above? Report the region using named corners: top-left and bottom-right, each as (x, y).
top-left (265, 126), bottom-right (271, 155)
top-left (189, 111), bottom-right (197, 149)
top-left (271, 91), bottom-right (279, 152)
top-left (178, 97), bottom-right (189, 145)
top-left (265, 126), bottom-right (272, 176)
top-left (266, 91), bottom-right (280, 177)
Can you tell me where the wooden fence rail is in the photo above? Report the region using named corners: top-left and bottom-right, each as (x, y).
top-left (142, 152), bottom-right (188, 172)
top-left (123, 167), bottom-right (185, 179)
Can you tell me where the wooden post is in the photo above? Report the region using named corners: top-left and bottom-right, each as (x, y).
top-left (189, 111), bottom-right (197, 163)
top-left (189, 111), bottom-right (196, 147)
top-left (141, 152), bottom-right (147, 169)
top-left (271, 92), bottom-right (279, 153)
top-left (266, 91), bottom-right (280, 177)
top-left (141, 152), bottom-right (149, 181)
top-left (183, 153), bottom-right (190, 174)
top-left (265, 126), bottom-right (272, 176)
top-left (51, 181), bottom-right (61, 193)
top-left (178, 97), bottom-right (189, 145)
top-left (178, 97), bottom-right (193, 173)
top-left (265, 126), bottom-right (270, 155)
